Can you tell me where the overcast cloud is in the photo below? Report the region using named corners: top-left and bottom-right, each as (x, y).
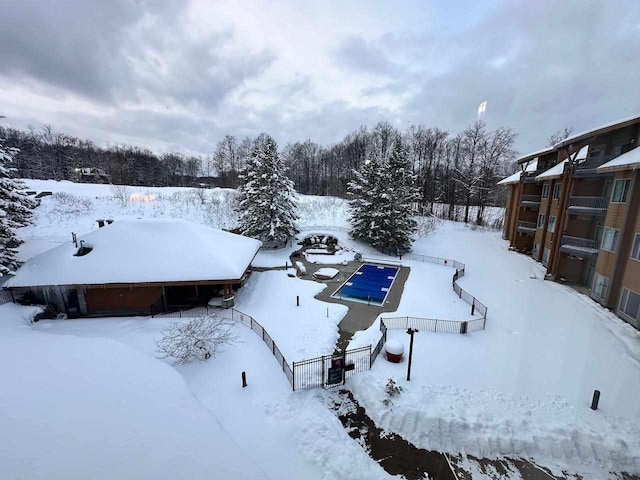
top-left (1, 0), bottom-right (639, 156)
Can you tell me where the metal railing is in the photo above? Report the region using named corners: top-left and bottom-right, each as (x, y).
top-left (520, 194), bottom-right (541, 204)
top-left (517, 221), bottom-right (537, 233)
top-left (230, 308), bottom-right (294, 386)
top-left (291, 346), bottom-right (372, 391)
top-left (567, 196), bottom-right (608, 212)
top-left (573, 155), bottom-right (614, 172)
top-left (560, 235), bottom-right (599, 256)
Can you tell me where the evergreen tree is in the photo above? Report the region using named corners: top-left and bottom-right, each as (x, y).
top-left (348, 138), bottom-right (418, 254)
top-left (0, 138), bottom-right (34, 276)
top-left (236, 134), bottom-right (298, 245)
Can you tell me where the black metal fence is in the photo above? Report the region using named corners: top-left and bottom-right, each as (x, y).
top-left (291, 346), bottom-right (372, 390)
top-left (369, 253), bottom-right (489, 365)
top-left (0, 289), bottom-right (13, 305)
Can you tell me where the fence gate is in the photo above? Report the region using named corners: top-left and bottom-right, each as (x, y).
top-left (292, 345), bottom-right (371, 391)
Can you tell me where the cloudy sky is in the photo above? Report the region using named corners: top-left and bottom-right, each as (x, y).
top-left (1, 0), bottom-right (639, 156)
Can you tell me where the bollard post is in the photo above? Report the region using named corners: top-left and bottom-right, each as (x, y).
top-left (296, 295), bottom-right (299, 307)
top-left (242, 371), bottom-right (247, 388)
top-left (591, 390), bottom-right (600, 410)
top-left (326, 307), bottom-right (329, 318)
top-left (471, 301), bottom-right (475, 316)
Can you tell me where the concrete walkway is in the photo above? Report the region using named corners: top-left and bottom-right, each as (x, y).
top-left (291, 254), bottom-right (409, 352)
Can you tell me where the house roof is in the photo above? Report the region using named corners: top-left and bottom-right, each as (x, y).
top-left (497, 170), bottom-right (522, 185)
top-left (597, 146), bottom-right (640, 173)
top-left (553, 113), bottom-right (640, 149)
top-left (536, 160), bottom-right (568, 181)
top-left (515, 146), bottom-right (556, 165)
top-left (5, 219), bottom-right (262, 288)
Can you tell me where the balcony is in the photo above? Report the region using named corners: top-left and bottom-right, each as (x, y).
top-left (573, 155), bottom-right (615, 177)
top-left (559, 235), bottom-right (599, 258)
top-left (567, 196), bottom-right (608, 216)
top-left (516, 221), bottom-right (537, 235)
top-left (520, 194), bottom-right (541, 208)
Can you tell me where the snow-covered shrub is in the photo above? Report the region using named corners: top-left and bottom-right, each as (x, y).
top-left (51, 192), bottom-right (92, 214)
top-left (414, 214), bottom-right (441, 237)
top-left (156, 313), bottom-right (237, 365)
top-left (382, 379), bottom-right (403, 406)
top-left (110, 183), bottom-right (130, 207)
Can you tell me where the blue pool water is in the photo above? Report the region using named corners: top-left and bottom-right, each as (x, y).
top-left (332, 264), bottom-right (399, 305)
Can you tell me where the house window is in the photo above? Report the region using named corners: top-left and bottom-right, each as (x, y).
top-left (631, 233), bottom-right (640, 261)
top-left (542, 248), bottom-right (550, 265)
top-left (553, 183), bottom-right (562, 200)
top-left (541, 184), bottom-right (550, 199)
top-left (537, 214), bottom-right (546, 228)
top-left (601, 227), bottom-right (619, 252)
top-left (533, 243), bottom-right (540, 257)
top-left (611, 179), bottom-right (630, 203)
top-left (548, 216), bottom-right (557, 233)
top-left (619, 288), bottom-right (640, 321)
top-left (592, 273), bottom-right (609, 301)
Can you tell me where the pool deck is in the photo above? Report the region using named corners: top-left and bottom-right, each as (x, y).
top-left (292, 255), bottom-right (410, 352)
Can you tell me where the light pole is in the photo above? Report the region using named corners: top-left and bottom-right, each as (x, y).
top-left (406, 327), bottom-right (418, 381)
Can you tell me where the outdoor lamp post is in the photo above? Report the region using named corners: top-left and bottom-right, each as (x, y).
top-left (406, 327), bottom-right (418, 381)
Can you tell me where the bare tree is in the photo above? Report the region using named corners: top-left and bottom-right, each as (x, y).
top-left (547, 127), bottom-right (574, 147)
top-left (110, 182), bottom-right (130, 207)
top-left (156, 313), bottom-right (237, 365)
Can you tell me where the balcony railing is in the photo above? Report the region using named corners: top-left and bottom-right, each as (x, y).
top-left (520, 194), bottom-right (541, 207)
top-left (567, 196), bottom-right (608, 215)
top-left (573, 155), bottom-right (614, 175)
top-left (517, 221), bottom-right (537, 234)
top-left (559, 235), bottom-right (599, 257)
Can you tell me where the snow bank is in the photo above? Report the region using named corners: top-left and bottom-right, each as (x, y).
top-left (313, 268), bottom-right (339, 280)
top-left (0, 305), bottom-right (265, 480)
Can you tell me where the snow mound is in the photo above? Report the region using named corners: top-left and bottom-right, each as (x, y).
top-left (313, 268), bottom-right (339, 280)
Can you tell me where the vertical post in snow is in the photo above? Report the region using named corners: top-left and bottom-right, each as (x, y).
top-left (591, 390), bottom-right (601, 410)
top-left (296, 295), bottom-right (299, 307)
top-left (242, 371), bottom-right (247, 388)
top-left (471, 300), bottom-right (475, 316)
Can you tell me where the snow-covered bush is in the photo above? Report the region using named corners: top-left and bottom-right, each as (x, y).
top-left (382, 379), bottom-right (403, 407)
top-left (110, 183), bottom-right (130, 207)
top-left (414, 214), bottom-right (441, 237)
top-left (156, 313), bottom-right (237, 365)
top-left (51, 192), bottom-right (92, 214)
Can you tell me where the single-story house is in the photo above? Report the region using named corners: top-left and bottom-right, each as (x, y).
top-left (3, 219), bottom-right (262, 317)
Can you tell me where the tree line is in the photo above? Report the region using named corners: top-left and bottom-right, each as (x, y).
top-left (0, 119), bottom-right (517, 225)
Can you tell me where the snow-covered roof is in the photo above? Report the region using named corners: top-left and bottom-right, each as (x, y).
top-left (515, 147), bottom-right (555, 165)
top-left (536, 160), bottom-right (568, 181)
top-left (597, 146), bottom-right (640, 172)
top-left (498, 159), bottom-right (539, 185)
top-left (5, 219), bottom-right (262, 288)
top-left (553, 113), bottom-right (640, 149)
top-left (575, 144), bottom-right (589, 160)
top-left (497, 171), bottom-right (522, 185)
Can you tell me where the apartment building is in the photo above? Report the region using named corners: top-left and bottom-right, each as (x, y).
top-left (499, 114), bottom-right (640, 330)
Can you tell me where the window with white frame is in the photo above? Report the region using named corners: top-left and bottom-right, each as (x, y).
top-left (611, 179), bottom-right (630, 203)
top-left (601, 227), bottom-right (619, 252)
top-left (548, 216), bottom-right (556, 233)
top-left (553, 183), bottom-right (562, 200)
top-left (541, 183), bottom-right (550, 199)
top-left (542, 248), bottom-right (550, 265)
top-left (537, 214), bottom-right (545, 228)
top-left (592, 273), bottom-right (609, 300)
top-left (619, 288), bottom-right (640, 321)
top-left (631, 233), bottom-right (640, 261)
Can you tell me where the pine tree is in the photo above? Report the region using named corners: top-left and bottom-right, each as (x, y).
top-left (236, 133), bottom-right (298, 245)
top-left (348, 138), bottom-right (418, 254)
top-left (0, 138), bottom-right (35, 276)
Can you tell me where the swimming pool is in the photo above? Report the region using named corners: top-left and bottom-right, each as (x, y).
top-left (332, 264), bottom-right (399, 305)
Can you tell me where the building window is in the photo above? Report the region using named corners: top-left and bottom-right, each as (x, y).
top-left (553, 183), bottom-right (562, 200)
top-left (548, 216), bottom-right (557, 233)
top-left (631, 233), bottom-right (640, 261)
top-left (537, 214), bottom-right (545, 228)
top-left (533, 243), bottom-right (539, 257)
top-left (611, 179), bottom-right (630, 203)
top-left (619, 288), bottom-right (640, 321)
top-left (542, 248), bottom-right (550, 265)
top-left (592, 274), bottom-right (609, 301)
top-left (541, 184), bottom-right (550, 199)
top-left (601, 227), bottom-right (619, 252)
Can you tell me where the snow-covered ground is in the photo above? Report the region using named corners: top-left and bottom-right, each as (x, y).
top-left (5, 179), bottom-right (640, 478)
top-left (348, 221), bottom-right (640, 477)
